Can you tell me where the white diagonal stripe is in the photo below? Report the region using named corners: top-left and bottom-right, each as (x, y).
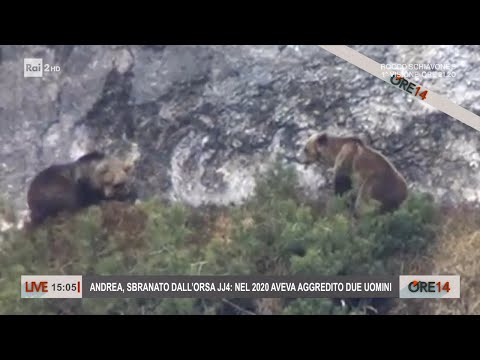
top-left (319, 45), bottom-right (480, 133)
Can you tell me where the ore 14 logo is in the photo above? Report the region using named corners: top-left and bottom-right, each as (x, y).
top-left (408, 280), bottom-right (450, 293)
top-left (390, 74), bottom-right (428, 101)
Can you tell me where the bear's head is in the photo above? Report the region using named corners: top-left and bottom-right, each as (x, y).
top-left (92, 157), bottom-right (134, 198)
top-left (299, 132), bottom-right (330, 166)
top-left (300, 132), bottom-right (365, 167)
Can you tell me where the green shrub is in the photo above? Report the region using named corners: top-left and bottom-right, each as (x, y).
top-left (0, 163), bottom-right (439, 315)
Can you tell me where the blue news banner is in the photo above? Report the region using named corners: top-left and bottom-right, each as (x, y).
top-left (21, 275), bottom-right (461, 299)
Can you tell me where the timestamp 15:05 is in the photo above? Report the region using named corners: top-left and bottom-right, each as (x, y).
top-left (51, 282), bottom-right (80, 292)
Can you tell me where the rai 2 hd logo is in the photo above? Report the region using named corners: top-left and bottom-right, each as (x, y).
top-left (399, 276), bottom-right (460, 298)
top-left (24, 58), bottom-right (61, 78)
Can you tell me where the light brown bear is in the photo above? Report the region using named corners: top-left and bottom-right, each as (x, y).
top-left (27, 151), bottom-right (135, 225)
top-left (300, 132), bottom-right (408, 216)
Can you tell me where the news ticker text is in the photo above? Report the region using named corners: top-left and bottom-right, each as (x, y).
top-left (21, 275), bottom-right (460, 299)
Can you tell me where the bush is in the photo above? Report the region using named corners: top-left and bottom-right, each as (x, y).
top-left (388, 204), bottom-right (480, 315)
top-left (0, 162), bottom-right (439, 315)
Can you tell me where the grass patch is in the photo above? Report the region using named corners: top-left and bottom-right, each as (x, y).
top-left (0, 162), bottom-right (443, 315)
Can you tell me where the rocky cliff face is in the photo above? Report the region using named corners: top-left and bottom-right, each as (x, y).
top-left (1, 45), bottom-right (480, 219)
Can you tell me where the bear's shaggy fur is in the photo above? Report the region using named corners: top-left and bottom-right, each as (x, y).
top-left (27, 151), bottom-right (135, 225)
top-left (301, 132), bottom-right (408, 215)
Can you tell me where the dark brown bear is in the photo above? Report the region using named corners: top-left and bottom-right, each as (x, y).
top-left (27, 151), bottom-right (135, 225)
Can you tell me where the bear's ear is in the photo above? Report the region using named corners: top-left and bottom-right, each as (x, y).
top-left (316, 133), bottom-right (328, 146)
top-left (123, 161), bottom-right (134, 174)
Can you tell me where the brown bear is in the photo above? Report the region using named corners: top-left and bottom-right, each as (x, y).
top-left (300, 132), bottom-right (408, 216)
top-left (27, 151), bottom-right (135, 225)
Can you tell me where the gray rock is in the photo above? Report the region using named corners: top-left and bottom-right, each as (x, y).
top-left (1, 45), bottom-right (480, 215)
